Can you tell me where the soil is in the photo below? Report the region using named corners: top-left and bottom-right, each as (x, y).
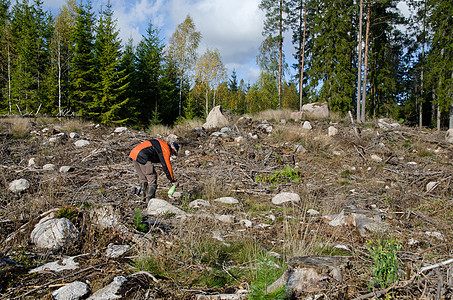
top-left (0, 116), bottom-right (452, 299)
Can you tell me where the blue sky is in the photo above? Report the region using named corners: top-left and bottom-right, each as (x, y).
top-left (42, 0), bottom-right (267, 84)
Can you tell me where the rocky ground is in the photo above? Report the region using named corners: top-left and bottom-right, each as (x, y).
top-left (0, 112), bottom-right (452, 299)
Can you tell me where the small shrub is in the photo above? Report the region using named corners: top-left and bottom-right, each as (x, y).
top-left (56, 206), bottom-right (78, 222)
top-left (368, 238), bottom-right (401, 289)
top-left (133, 210), bottom-right (148, 233)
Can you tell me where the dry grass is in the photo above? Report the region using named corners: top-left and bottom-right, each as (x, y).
top-left (60, 118), bottom-right (88, 133)
top-left (1, 117), bottom-right (32, 138)
top-left (246, 109), bottom-right (295, 122)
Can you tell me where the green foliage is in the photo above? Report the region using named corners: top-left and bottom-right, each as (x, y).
top-left (368, 238), bottom-right (401, 289)
top-left (56, 206), bottom-right (78, 222)
top-left (133, 210), bottom-right (147, 233)
top-left (249, 255), bottom-right (288, 299)
top-left (255, 165), bottom-right (302, 184)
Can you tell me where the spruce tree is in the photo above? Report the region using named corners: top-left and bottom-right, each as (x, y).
top-left (305, 0), bottom-right (355, 114)
top-left (0, 0), bottom-right (11, 112)
top-left (91, 1), bottom-right (129, 124)
top-left (69, 0), bottom-right (96, 117)
top-left (135, 21), bottom-right (164, 125)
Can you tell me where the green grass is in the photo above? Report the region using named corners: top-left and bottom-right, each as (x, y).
top-left (255, 166), bottom-right (302, 184)
top-left (368, 238), bottom-right (401, 289)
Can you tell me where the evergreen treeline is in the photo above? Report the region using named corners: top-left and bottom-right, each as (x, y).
top-left (0, 0), bottom-right (451, 129)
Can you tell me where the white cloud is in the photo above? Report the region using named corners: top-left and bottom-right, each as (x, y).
top-left (42, 0), bottom-right (265, 83)
top-left (167, 0), bottom-right (265, 82)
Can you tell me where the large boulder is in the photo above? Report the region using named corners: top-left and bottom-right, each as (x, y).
top-left (31, 218), bottom-right (79, 250)
top-left (146, 199), bottom-right (187, 217)
top-left (301, 102), bottom-right (330, 120)
top-left (203, 106), bottom-right (230, 129)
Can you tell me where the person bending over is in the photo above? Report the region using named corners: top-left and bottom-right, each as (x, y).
top-left (129, 139), bottom-right (179, 201)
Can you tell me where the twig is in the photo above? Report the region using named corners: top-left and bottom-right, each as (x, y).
top-left (12, 262), bottom-right (107, 299)
top-left (419, 258), bottom-right (453, 274)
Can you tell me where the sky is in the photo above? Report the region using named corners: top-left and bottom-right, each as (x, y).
top-left (41, 0), bottom-right (268, 84)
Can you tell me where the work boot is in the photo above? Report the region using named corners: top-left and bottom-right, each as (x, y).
top-left (146, 185), bottom-right (157, 202)
top-left (140, 182), bottom-right (148, 201)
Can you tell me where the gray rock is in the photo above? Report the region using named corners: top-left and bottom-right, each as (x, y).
top-left (74, 140), bottom-right (90, 147)
top-left (31, 218), bottom-right (79, 250)
top-left (28, 158), bottom-right (37, 169)
top-left (302, 121), bottom-right (312, 130)
top-left (328, 126), bottom-right (338, 137)
top-left (106, 243), bottom-right (131, 258)
top-left (69, 132), bottom-right (80, 139)
top-left (166, 133), bottom-right (179, 143)
top-left (301, 102), bottom-right (330, 119)
top-left (214, 197), bottom-right (239, 204)
top-left (59, 166), bottom-right (75, 173)
top-left (114, 127), bottom-right (128, 133)
top-left (215, 214), bottom-right (235, 223)
top-left (43, 163), bottom-right (57, 171)
top-left (294, 144), bottom-right (306, 153)
top-left (52, 281), bottom-right (90, 300)
top-left (9, 178), bottom-right (30, 193)
top-left (271, 192), bottom-right (300, 205)
top-left (307, 209), bottom-right (320, 216)
top-left (203, 106), bottom-right (230, 129)
top-left (378, 118), bottom-right (401, 130)
top-left (239, 219), bottom-right (253, 228)
top-left (446, 129), bottom-right (453, 143)
top-left (146, 199), bottom-right (186, 217)
top-left (426, 181), bottom-right (439, 192)
top-left (188, 199), bottom-right (211, 209)
top-left (29, 256), bottom-right (79, 273)
top-left (87, 276), bottom-right (127, 300)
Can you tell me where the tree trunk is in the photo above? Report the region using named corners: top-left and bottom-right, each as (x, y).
top-left (58, 41), bottom-right (62, 116)
top-left (450, 70), bottom-right (453, 129)
top-left (179, 76), bottom-right (183, 118)
top-left (419, 0), bottom-right (426, 129)
top-left (205, 84), bottom-right (209, 116)
top-left (356, 0), bottom-right (364, 123)
top-left (299, 1), bottom-right (307, 112)
top-left (278, 0), bottom-right (283, 108)
top-left (360, 3), bottom-right (370, 123)
top-left (8, 41), bottom-right (11, 115)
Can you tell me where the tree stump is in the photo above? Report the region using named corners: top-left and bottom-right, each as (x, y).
top-left (267, 256), bottom-right (348, 295)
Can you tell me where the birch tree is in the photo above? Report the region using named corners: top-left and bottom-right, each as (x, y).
top-left (166, 15), bottom-right (201, 118)
top-left (195, 48), bottom-right (227, 116)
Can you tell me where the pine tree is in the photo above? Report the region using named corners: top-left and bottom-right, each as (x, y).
top-left (69, 0), bottom-right (96, 116)
top-left (259, 0), bottom-right (290, 107)
top-left (91, 1), bottom-right (129, 124)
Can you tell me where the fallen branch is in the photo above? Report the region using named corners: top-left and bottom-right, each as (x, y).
top-left (12, 262), bottom-right (107, 299)
top-left (419, 258), bottom-right (453, 274)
